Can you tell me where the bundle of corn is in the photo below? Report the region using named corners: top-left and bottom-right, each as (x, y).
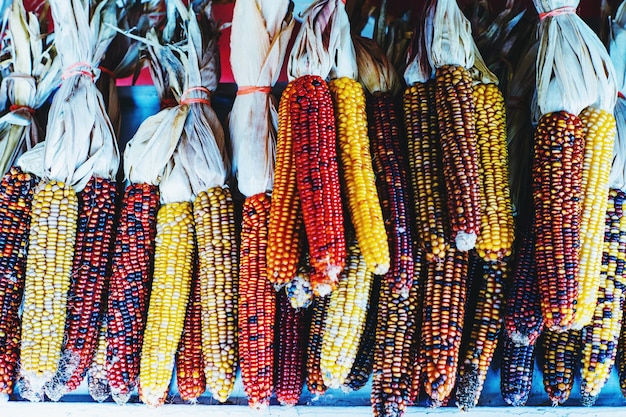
top-left (105, 32), bottom-right (183, 402)
top-left (18, 0), bottom-right (117, 401)
top-left (0, 1), bottom-right (59, 401)
top-left (532, 0), bottom-right (617, 332)
top-left (274, 288), bottom-right (307, 406)
top-left (230, 0), bottom-right (293, 409)
top-left (355, 35), bottom-right (413, 295)
top-left (425, 0), bottom-right (480, 252)
top-left (283, 0), bottom-right (347, 296)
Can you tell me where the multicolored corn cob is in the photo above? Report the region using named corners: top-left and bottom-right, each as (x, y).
top-left (500, 335), bottom-right (537, 407)
top-left (421, 248), bottom-right (469, 405)
top-left (473, 83), bottom-right (514, 262)
top-left (106, 183), bottom-right (159, 404)
top-left (194, 186), bottom-right (238, 403)
top-left (542, 329), bottom-right (582, 405)
top-left (175, 262), bottom-right (206, 403)
top-left (138, 201), bottom-right (195, 407)
top-left (504, 228), bottom-right (543, 346)
top-left (456, 259), bottom-right (507, 410)
top-left (286, 264), bottom-right (313, 310)
top-left (404, 80), bottom-right (449, 262)
top-left (330, 77), bottom-right (389, 276)
top-left (267, 82), bottom-right (302, 288)
top-left (290, 75), bottom-right (346, 296)
top-left (343, 275), bottom-right (381, 392)
top-left (306, 294), bottom-right (330, 397)
top-left (46, 176), bottom-right (116, 399)
top-left (435, 65), bottom-right (480, 251)
top-left (239, 193), bottom-right (274, 409)
top-left (321, 234), bottom-right (373, 388)
top-left (533, 111), bottom-right (585, 331)
top-left (274, 288), bottom-right (307, 406)
top-left (87, 320), bottom-right (110, 403)
top-left (371, 251), bottom-right (422, 417)
top-left (20, 180), bottom-right (78, 400)
top-left (0, 167), bottom-right (36, 399)
top-left (580, 189), bottom-right (626, 405)
top-left (572, 107), bottom-right (616, 329)
top-left (368, 91), bottom-right (414, 294)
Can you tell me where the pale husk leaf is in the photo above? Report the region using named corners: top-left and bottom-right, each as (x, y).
top-left (288, 0), bottom-right (344, 80)
top-left (534, 0), bottom-right (617, 115)
top-left (404, 16), bottom-right (433, 86)
top-left (469, 42), bottom-right (498, 85)
top-left (328, 0), bottom-right (356, 80)
top-left (159, 149), bottom-right (194, 204)
top-left (426, 0), bottom-right (475, 69)
top-left (229, 0), bottom-right (293, 197)
top-left (44, 0), bottom-right (119, 192)
top-left (608, 2), bottom-right (626, 192)
top-left (353, 35), bottom-right (399, 95)
top-left (16, 140), bottom-right (45, 178)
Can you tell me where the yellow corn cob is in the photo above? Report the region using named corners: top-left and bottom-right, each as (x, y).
top-left (329, 77), bottom-right (390, 275)
top-left (572, 107), bottom-right (616, 329)
top-left (194, 186), bottom-right (238, 402)
top-left (473, 83), bottom-right (514, 262)
top-left (139, 201), bottom-right (195, 407)
top-left (20, 180), bottom-right (78, 400)
top-left (320, 234), bottom-right (373, 388)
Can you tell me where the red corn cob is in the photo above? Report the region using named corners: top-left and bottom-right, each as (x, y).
top-left (290, 75), bottom-right (346, 296)
top-left (274, 288), bottom-right (307, 406)
top-left (238, 193), bottom-right (275, 410)
top-left (106, 183), bottom-right (159, 403)
top-left (0, 167), bottom-right (36, 399)
top-left (46, 176), bottom-right (117, 399)
top-left (176, 258), bottom-right (206, 403)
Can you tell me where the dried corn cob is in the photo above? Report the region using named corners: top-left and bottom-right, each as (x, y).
top-left (139, 201), bottom-right (195, 407)
top-left (20, 180), bottom-right (78, 399)
top-left (580, 189), bottom-right (626, 405)
top-left (267, 81), bottom-right (303, 287)
top-left (456, 258), bottom-right (507, 410)
top-left (0, 167), bottom-right (36, 399)
top-left (286, 264), bottom-right (313, 310)
top-left (473, 83), bottom-right (514, 262)
top-left (87, 320), bottom-right (110, 403)
top-left (533, 111), bottom-right (585, 332)
top-left (421, 248), bottom-right (469, 405)
top-left (175, 259), bottom-right (206, 403)
top-left (371, 251), bottom-right (422, 417)
top-left (106, 183), bottom-right (159, 403)
top-left (321, 234), bottom-right (373, 388)
top-left (504, 228), bottom-right (543, 346)
top-left (290, 75), bottom-right (346, 296)
top-left (306, 294), bottom-right (330, 397)
top-left (195, 186), bottom-right (238, 402)
top-left (343, 275), bottom-right (381, 392)
top-left (275, 288), bottom-right (307, 406)
top-left (435, 65), bottom-right (480, 251)
top-left (368, 91), bottom-right (414, 294)
top-left (500, 335), bottom-right (537, 407)
top-left (405, 80), bottom-right (449, 262)
top-left (45, 176), bottom-right (117, 399)
top-left (542, 329), bottom-right (582, 405)
top-left (330, 77), bottom-right (389, 276)
top-left (572, 107), bottom-right (616, 329)
top-left (238, 193), bottom-right (275, 410)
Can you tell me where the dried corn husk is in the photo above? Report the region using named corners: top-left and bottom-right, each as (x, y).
top-left (404, 16), bottom-right (432, 86)
top-left (354, 35), bottom-right (400, 95)
top-left (426, 0), bottom-right (474, 70)
top-left (608, 2), bottom-right (626, 192)
top-left (43, 0), bottom-right (119, 193)
top-left (534, 0), bottom-right (617, 116)
top-left (229, 0), bottom-right (293, 197)
top-left (0, 0), bottom-right (60, 175)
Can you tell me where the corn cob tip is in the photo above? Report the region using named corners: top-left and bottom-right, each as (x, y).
top-left (89, 379), bottom-right (110, 403)
top-left (0, 393), bottom-right (8, 403)
top-left (508, 331), bottom-right (533, 347)
top-left (580, 393), bottom-right (597, 407)
top-left (43, 380), bottom-right (67, 402)
top-left (455, 363), bottom-right (480, 411)
top-left (287, 274), bottom-right (313, 309)
top-left (455, 231), bottom-right (477, 251)
top-left (111, 390), bottom-right (132, 405)
top-left (314, 282), bottom-right (334, 298)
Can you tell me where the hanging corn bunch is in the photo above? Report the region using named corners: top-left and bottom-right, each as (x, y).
top-left (532, 0), bottom-right (617, 332)
top-left (283, 0), bottom-right (347, 296)
top-left (426, 0), bottom-right (480, 252)
top-left (0, 0), bottom-right (60, 400)
top-left (19, 0), bottom-right (117, 401)
top-left (230, 0), bottom-right (293, 409)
